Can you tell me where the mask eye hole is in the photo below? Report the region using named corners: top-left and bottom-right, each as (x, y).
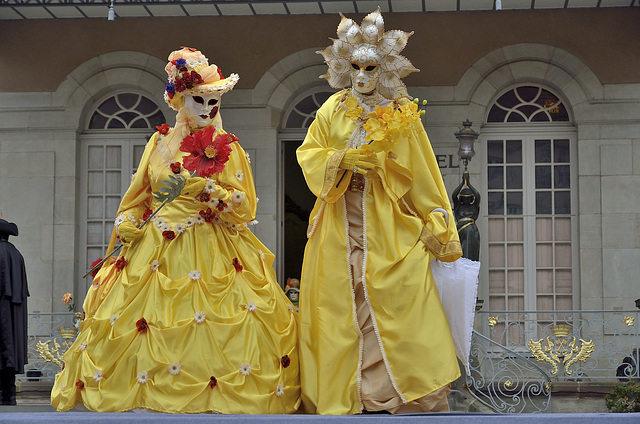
top-left (208, 98), bottom-right (219, 106)
top-left (193, 96), bottom-right (205, 105)
top-left (351, 63), bottom-right (360, 70)
top-left (365, 65), bottom-right (377, 72)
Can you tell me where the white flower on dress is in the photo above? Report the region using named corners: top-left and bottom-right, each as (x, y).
top-left (154, 217), bottom-right (167, 228)
top-left (257, 249), bottom-right (266, 261)
top-left (235, 170), bottom-right (244, 182)
top-left (78, 340), bottom-right (87, 352)
top-left (194, 215), bottom-right (205, 225)
top-left (276, 384), bottom-right (284, 397)
top-left (168, 362), bottom-right (181, 376)
top-left (223, 204), bottom-right (233, 213)
top-left (245, 152), bottom-right (251, 163)
top-left (137, 370), bottom-right (149, 384)
top-left (256, 197), bottom-right (260, 203)
top-left (93, 370), bottom-right (103, 382)
top-left (245, 302), bottom-right (257, 312)
top-left (115, 215), bottom-right (126, 226)
top-left (232, 191), bottom-right (245, 203)
top-left (188, 270), bottom-right (202, 281)
top-left (239, 363), bottom-right (252, 376)
top-left (250, 219), bottom-right (259, 226)
top-left (184, 216), bottom-right (196, 227)
top-left (287, 303), bottom-right (294, 313)
top-left (160, 223), bottom-right (172, 232)
top-left (194, 311), bottom-right (206, 324)
top-left (150, 260), bottom-right (160, 271)
top-left (109, 314), bottom-right (119, 326)
top-left (175, 223), bottom-right (186, 234)
top-left (204, 179), bottom-right (217, 193)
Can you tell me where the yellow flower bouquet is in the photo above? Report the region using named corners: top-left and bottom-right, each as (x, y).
top-left (362, 99), bottom-right (425, 153)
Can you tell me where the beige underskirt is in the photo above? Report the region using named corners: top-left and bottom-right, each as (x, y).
top-left (345, 189), bottom-right (450, 414)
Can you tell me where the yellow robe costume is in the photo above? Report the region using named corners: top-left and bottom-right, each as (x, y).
top-left (296, 90), bottom-right (462, 414)
top-left (51, 125), bottom-right (300, 414)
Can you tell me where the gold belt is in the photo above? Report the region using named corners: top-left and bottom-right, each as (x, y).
top-left (348, 173), bottom-right (365, 191)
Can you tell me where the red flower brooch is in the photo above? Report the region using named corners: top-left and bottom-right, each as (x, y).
top-left (233, 258), bottom-right (243, 272)
top-left (209, 376), bottom-right (217, 388)
top-left (115, 256), bottom-right (127, 271)
top-left (136, 318), bottom-right (148, 333)
top-left (180, 127), bottom-right (237, 178)
top-left (281, 355), bottom-right (291, 368)
top-left (76, 380), bottom-right (84, 390)
top-left (156, 123), bottom-right (171, 135)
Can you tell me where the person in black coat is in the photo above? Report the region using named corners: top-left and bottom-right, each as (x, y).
top-left (0, 211), bottom-right (29, 406)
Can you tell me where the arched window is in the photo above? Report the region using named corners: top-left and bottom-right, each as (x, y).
top-left (79, 93), bottom-right (166, 287)
top-left (481, 85), bottom-right (578, 346)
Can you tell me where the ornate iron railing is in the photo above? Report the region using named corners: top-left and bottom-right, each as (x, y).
top-left (19, 313), bottom-right (78, 383)
top-left (475, 310), bottom-right (640, 382)
top-left (465, 330), bottom-right (552, 413)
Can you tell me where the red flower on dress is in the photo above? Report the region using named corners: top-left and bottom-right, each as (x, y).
top-left (215, 200), bottom-right (227, 212)
top-left (199, 208), bottom-right (216, 223)
top-left (156, 123), bottom-right (170, 135)
top-left (180, 127), bottom-right (235, 178)
top-left (209, 376), bottom-right (217, 388)
top-left (136, 318), bottom-right (148, 333)
top-left (115, 256), bottom-right (127, 271)
top-left (90, 257), bottom-right (103, 277)
top-left (198, 192), bottom-right (211, 203)
top-left (162, 230), bottom-right (176, 240)
top-left (233, 258), bottom-right (243, 272)
top-left (170, 161), bottom-right (182, 174)
top-left (62, 363), bottom-right (65, 370)
top-left (76, 380), bottom-right (84, 390)
top-left (142, 208), bottom-right (153, 222)
top-left (281, 355), bottom-right (291, 368)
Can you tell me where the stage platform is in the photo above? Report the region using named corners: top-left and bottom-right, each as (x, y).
top-left (1, 409), bottom-right (639, 423)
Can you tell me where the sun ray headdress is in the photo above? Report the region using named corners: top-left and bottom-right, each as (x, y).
top-left (317, 7), bottom-right (419, 100)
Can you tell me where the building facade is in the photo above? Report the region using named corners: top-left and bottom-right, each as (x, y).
top-left (0, 6), bottom-right (639, 321)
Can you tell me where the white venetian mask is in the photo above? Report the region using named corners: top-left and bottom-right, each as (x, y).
top-left (183, 92), bottom-right (221, 128)
top-left (350, 46), bottom-right (380, 95)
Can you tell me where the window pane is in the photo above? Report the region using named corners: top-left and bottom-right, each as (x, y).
top-left (488, 192), bottom-right (504, 215)
top-left (507, 218), bottom-right (523, 241)
top-left (506, 192), bottom-right (522, 215)
top-left (105, 171), bottom-right (121, 195)
top-left (508, 269), bottom-right (524, 293)
top-left (506, 166), bottom-right (522, 189)
top-left (536, 191), bottom-right (552, 214)
top-left (535, 165), bottom-right (552, 189)
top-left (88, 171), bottom-right (104, 195)
top-left (536, 218), bottom-right (553, 241)
top-left (489, 270), bottom-right (505, 293)
top-left (506, 140), bottom-right (522, 163)
top-left (87, 247), bottom-right (103, 266)
top-left (488, 218), bottom-right (505, 241)
top-left (556, 296), bottom-right (573, 310)
top-left (554, 165), bottom-right (570, 188)
top-left (103, 222), bottom-right (113, 245)
top-left (555, 217), bottom-right (571, 241)
top-left (507, 244), bottom-right (524, 267)
top-left (105, 196), bottom-right (120, 217)
top-left (555, 243), bottom-right (572, 267)
top-left (555, 270), bottom-right (573, 293)
top-left (489, 244), bottom-right (505, 267)
top-left (516, 86), bottom-right (539, 102)
top-left (555, 191), bottom-right (571, 214)
top-left (490, 296), bottom-right (506, 311)
top-left (488, 166), bottom-right (504, 189)
top-left (554, 139), bottom-right (570, 163)
top-left (536, 269), bottom-right (554, 293)
top-left (535, 139), bottom-right (551, 163)
top-left (487, 140), bottom-right (503, 164)
top-left (86, 222), bottom-right (103, 245)
top-left (87, 197), bottom-right (103, 219)
top-left (508, 295), bottom-right (524, 311)
top-left (88, 146), bottom-right (103, 169)
top-left (106, 146), bottom-right (121, 168)
top-left (536, 295), bottom-right (554, 311)
top-left (536, 243), bottom-right (553, 267)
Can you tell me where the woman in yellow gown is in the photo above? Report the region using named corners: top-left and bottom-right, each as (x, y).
top-left (296, 10), bottom-right (462, 414)
top-left (50, 48), bottom-right (300, 414)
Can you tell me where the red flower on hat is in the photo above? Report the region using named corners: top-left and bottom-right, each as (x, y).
top-left (115, 256), bottom-right (127, 271)
top-left (233, 258), bottom-right (243, 272)
top-left (180, 127), bottom-right (233, 178)
top-left (136, 318), bottom-right (148, 333)
top-left (217, 67), bottom-right (224, 79)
